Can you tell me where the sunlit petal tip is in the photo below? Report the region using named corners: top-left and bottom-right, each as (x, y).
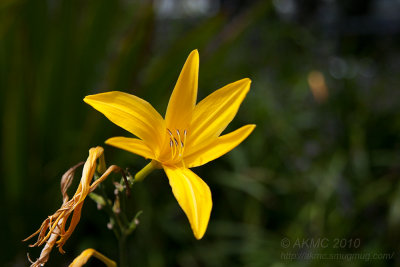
top-left (83, 93), bottom-right (105, 104)
top-left (189, 49), bottom-right (199, 58)
top-left (83, 96), bottom-right (93, 106)
top-left (236, 77), bottom-right (252, 91)
top-left (193, 221), bottom-right (210, 240)
top-left (83, 95), bottom-right (90, 102)
top-left (164, 167), bottom-right (212, 240)
top-left (83, 95), bottom-right (91, 102)
top-left (241, 77), bottom-right (251, 84)
top-left (194, 231), bottom-right (204, 240)
top-left (247, 124), bottom-right (256, 130)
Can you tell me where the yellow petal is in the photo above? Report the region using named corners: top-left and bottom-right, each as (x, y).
top-left (187, 78), bottom-right (251, 151)
top-left (164, 166), bottom-right (212, 239)
top-left (185, 124), bottom-right (256, 168)
top-left (69, 248), bottom-right (116, 267)
top-left (84, 91), bottom-right (165, 155)
top-left (165, 50), bottom-right (199, 130)
top-left (105, 137), bottom-right (155, 159)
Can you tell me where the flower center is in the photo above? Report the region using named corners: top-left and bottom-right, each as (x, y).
top-left (167, 128), bottom-right (187, 162)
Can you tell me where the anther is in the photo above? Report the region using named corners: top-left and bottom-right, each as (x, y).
top-left (167, 129), bottom-right (174, 139)
top-left (167, 128), bottom-right (188, 160)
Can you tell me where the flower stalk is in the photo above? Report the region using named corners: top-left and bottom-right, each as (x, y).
top-left (134, 160), bottom-right (160, 182)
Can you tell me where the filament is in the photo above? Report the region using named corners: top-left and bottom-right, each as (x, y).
top-left (166, 128), bottom-right (188, 164)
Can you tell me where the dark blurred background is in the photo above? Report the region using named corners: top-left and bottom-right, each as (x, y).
top-left (1, 0), bottom-right (400, 266)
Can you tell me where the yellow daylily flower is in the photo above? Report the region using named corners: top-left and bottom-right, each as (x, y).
top-left (69, 248), bottom-right (116, 267)
top-left (84, 50), bottom-right (255, 239)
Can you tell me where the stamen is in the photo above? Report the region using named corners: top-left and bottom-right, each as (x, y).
top-left (181, 130), bottom-right (187, 155)
top-left (167, 129), bottom-right (174, 142)
top-left (172, 139), bottom-right (178, 158)
top-left (166, 128), bottom-right (188, 161)
top-left (169, 139), bottom-right (174, 159)
top-left (176, 130), bottom-right (183, 157)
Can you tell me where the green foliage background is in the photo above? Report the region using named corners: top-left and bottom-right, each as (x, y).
top-left (1, 0), bottom-right (400, 266)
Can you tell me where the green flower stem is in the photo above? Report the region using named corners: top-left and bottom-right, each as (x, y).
top-left (119, 234), bottom-right (128, 267)
top-left (92, 166), bottom-right (150, 267)
top-left (96, 181), bottom-right (128, 267)
top-left (98, 184), bottom-right (121, 239)
top-left (134, 160), bottom-right (160, 182)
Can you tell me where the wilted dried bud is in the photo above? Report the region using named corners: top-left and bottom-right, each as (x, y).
top-left (24, 147), bottom-right (121, 266)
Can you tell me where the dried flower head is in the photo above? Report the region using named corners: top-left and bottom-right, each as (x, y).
top-left (24, 147), bottom-right (120, 266)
